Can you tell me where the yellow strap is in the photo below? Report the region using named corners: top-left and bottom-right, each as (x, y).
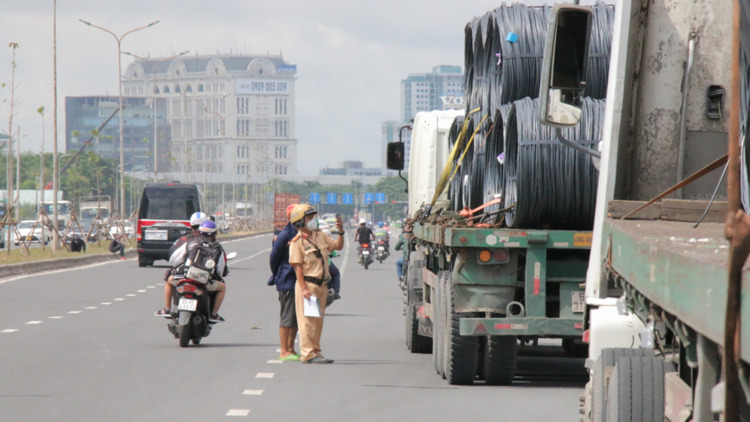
top-left (429, 109), bottom-right (488, 208)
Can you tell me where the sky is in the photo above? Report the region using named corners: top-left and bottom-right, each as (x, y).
top-left (0, 0), bottom-right (515, 175)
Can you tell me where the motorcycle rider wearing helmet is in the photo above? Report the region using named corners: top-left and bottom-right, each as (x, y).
top-left (156, 220), bottom-right (228, 322)
top-left (155, 211), bottom-right (209, 317)
top-left (373, 221), bottom-right (390, 253)
top-left (354, 218), bottom-right (374, 261)
top-left (288, 204), bottom-right (344, 364)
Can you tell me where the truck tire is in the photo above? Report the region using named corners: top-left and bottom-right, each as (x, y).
top-left (606, 356), bottom-right (672, 422)
top-left (432, 271), bottom-right (445, 377)
top-left (591, 348), bottom-right (652, 422)
top-left (444, 271), bottom-right (479, 385)
top-left (405, 303), bottom-right (432, 353)
top-left (482, 335), bottom-right (517, 385)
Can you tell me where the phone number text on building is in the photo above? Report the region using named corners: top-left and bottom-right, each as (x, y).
top-left (236, 79), bottom-right (290, 95)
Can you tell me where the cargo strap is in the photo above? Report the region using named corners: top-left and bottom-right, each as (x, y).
top-left (429, 108), bottom-right (488, 210)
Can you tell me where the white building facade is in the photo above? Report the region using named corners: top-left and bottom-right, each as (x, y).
top-left (122, 54), bottom-right (297, 184)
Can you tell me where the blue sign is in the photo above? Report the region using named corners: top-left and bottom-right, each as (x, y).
top-left (309, 193), bottom-right (320, 204)
top-left (342, 193), bottom-right (353, 205)
top-left (375, 192), bottom-right (386, 204)
top-left (364, 193), bottom-right (374, 205)
top-left (326, 193), bottom-right (337, 204)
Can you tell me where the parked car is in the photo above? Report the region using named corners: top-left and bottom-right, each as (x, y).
top-left (109, 220), bottom-right (134, 238)
top-left (14, 220), bottom-right (52, 245)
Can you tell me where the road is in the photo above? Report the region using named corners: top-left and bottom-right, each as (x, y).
top-left (0, 233), bottom-right (586, 421)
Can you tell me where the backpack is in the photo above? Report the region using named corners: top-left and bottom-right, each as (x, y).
top-left (184, 238), bottom-right (222, 284)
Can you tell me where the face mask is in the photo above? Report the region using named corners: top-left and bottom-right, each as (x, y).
top-left (306, 218), bottom-right (319, 231)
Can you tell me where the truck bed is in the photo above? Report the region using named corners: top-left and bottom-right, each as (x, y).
top-left (602, 219), bottom-right (748, 361)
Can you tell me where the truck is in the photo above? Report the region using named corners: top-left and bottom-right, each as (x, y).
top-left (78, 195), bottom-right (113, 222)
top-left (273, 193), bottom-right (300, 234)
top-left (563, 0), bottom-right (750, 420)
top-left (386, 3), bottom-right (613, 386)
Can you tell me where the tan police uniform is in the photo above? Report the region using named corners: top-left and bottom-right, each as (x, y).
top-left (289, 230), bottom-right (337, 362)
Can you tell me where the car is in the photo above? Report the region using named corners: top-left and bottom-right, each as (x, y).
top-left (317, 219), bottom-right (331, 236)
top-left (14, 220), bottom-right (52, 245)
top-left (109, 220), bottom-right (134, 238)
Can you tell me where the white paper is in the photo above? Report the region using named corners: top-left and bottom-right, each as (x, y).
top-left (304, 296), bottom-right (321, 317)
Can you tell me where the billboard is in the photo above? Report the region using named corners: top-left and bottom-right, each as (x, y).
top-left (236, 79), bottom-right (291, 95)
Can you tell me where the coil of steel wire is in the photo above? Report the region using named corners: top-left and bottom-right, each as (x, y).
top-left (448, 115), bottom-right (467, 211)
top-left (502, 96), bottom-right (605, 229)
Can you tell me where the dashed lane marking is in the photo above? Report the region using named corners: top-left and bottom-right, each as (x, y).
top-left (266, 360), bottom-right (283, 364)
top-left (114, 298), bottom-right (125, 301)
top-left (127, 294), bottom-right (136, 297)
top-left (2, 329), bottom-right (18, 333)
top-left (49, 316), bottom-right (63, 319)
top-left (101, 302), bottom-right (112, 305)
top-left (26, 321), bottom-right (42, 325)
top-left (86, 306), bottom-right (98, 310)
top-left (242, 390), bottom-right (263, 396)
top-left (255, 373), bottom-right (274, 379)
top-left (68, 311), bottom-right (81, 314)
top-left (226, 409), bottom-right (250, 416)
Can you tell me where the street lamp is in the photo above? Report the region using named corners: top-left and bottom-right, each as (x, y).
top-left (79, 18), bottom-right (159, 218)
top-left (122, 50), bottom-right (189, 182)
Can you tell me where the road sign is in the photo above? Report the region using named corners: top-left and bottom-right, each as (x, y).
top-left (309, 193), bottom-right (320, 204)
top-left (326, 193), bottom-right (337, 204)
top-left (364, 193), bottom-right (374, 205)
top-left (375, 192), bottom-right (386, 204)
top-left (342, 193), bottom-right (353, 205)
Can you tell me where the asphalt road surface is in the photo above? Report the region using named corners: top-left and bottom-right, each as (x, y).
top-left (0, 233), bottom-right (587, 421)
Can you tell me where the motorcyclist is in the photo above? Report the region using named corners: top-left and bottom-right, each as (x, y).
top-left (373, 221), bottom-right (390, 253)
top-left (354, 218), bottom-right (374, 262)
top-left (155, 211), bottom-right (209, 318)
top-left (167, 220), bottom-right (228, 323)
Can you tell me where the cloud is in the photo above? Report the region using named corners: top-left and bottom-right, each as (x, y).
top-left (1, 0), bottom-right (524, 174)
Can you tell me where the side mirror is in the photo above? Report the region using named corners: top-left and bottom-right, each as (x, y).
top-left (386, 142), bottom-right (405, 171)
top-left (539, 5), bottom-right (593, 127)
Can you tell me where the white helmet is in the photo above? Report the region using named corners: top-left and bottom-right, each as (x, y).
top-left (359, 218), bottom-right (366, 225)
top-left (190, 212), bottom-right (209, 228)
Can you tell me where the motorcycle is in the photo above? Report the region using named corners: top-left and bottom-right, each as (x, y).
top-left (375, 240), bottom-right (389, 263)
top-left (359, 243), bottom-right (374, 270)
top-left (166, 251), bottom-right (236, 347)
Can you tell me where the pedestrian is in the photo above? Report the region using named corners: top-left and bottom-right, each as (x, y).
top-left (108, 234), bottom-right (126, 260)
top-left (269, 203), bottom-right (301, 361)
top-left (288, 204), bottom-right (344, 364)
top-left (395, 224), bottom-right (412, 280)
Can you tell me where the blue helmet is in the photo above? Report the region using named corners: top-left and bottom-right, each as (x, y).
top-left (199, 220), bottom-right (218, 236)
top-left (378, 221), bottom-right (384, 227)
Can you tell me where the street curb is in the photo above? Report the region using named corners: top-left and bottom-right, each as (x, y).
top-left (0, 231), bottom-right (271, 280)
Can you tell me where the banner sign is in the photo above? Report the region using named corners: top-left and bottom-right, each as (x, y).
top-left (236, 79), bottom-right (290, 95)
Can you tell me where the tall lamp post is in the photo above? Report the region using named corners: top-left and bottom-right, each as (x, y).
top-left (78, 18), bottom-right (159, 218)
top-left (122, 50), bottom-right (189, 182)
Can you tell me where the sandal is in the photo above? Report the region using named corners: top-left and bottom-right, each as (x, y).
top-left (154, 308), bottom-right (171, 317)
top-left (209, 314), bottom-right (225, 323)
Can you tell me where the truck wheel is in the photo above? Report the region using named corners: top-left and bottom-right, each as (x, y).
top-left (138, 255), bottom-right (148, 268)
top-left (562, 338), bottom-right (589, 357)
top-left (482, 336), bottom-right (517, 385)
top-left (606, 356), bottom-right (672, 422)
top-left (444, 271), bottom-right (478, 385)
top-left (591, 348), bottom-right (652, 422)
top-left (406, 303), bottom-right (432, 353)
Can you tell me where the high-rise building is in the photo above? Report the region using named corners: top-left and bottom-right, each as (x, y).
top-left (122, 54), bottom-right (297, 182)
top-left (400, 65), bottom-right (464, 122)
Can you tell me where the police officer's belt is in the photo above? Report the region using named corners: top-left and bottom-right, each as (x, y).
top-left (304, 276), bottom-right (326, 286)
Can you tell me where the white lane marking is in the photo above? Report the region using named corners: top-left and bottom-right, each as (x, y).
top-left (127, 294), bottom-right (136, 297)
top-left (68, 311), bottom-right (81, 314)
top-left (338, 239), bottom-right (351, 279)
top-left (232, 248), bottom-right (271, 264)
top-left (114, 298), bottom-right (125, 301)
top-left (101, 302), bottom-right (112, 305)
top-left (86, 306), bottom-right (98, 310)
top-left (275, 348), bottom-right (281, 353)
top-left (226, 409), bottom-right (250, 416)
top-left (266, 360), bottom-right (282, 364)
top-left (2, 329), bottom-right (18, 333)
top-left (242, 390), bottom-right (263, 396)
top-left (26, 321), bottom-right (43, 325)
top-left (147, 286), bottom-right (157, 289)
top-left (137, 290), bottom-right (147, 293)
top-left (255, 373), bottom-right (274, 379)
top-left (49, 316), bottom-right (63, 319)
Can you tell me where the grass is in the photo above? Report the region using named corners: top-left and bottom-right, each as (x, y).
top-left (0, 230), bottom-right (262, 265)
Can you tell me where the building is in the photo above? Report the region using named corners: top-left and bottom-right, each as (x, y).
top-left (400, 65), bottom-right (464, 122)
top-left (65, 96), bottom-right (168, 172)
top-left (320, 160), bottom-right (382, 177)
top-left (121, 54), bottom-right (298, 183)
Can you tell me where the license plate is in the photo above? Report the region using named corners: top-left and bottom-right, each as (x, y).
top-left (178, 298), bottom-right (197, 311)
top-left (363, 250), bottom-right (369, 255)
top-left (144, 230), bottom-right (168, 241)
top-left (378, 246), bottom-right (384, 251)
top-left (571, 291), bottom-right (585, 313)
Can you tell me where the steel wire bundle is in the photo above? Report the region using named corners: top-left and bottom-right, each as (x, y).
top-left (502, 97), bottom-right (605, 229)
top-left (481, 104), bottom-right (514, 222)
top-left (448, 116), bottom-right (467, 211)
